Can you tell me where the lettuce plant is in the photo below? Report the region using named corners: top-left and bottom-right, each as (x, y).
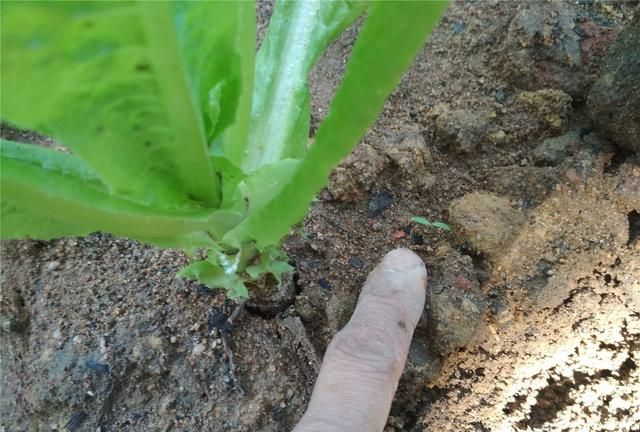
top-left (1, 1), bottom-right (447, 298)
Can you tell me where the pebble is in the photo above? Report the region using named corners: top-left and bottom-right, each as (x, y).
top-left (192, 343), bottom-right (205, 356)
top-left (318, 278), bottom-right (332, 290)
top-left (170, 336), bottom-right (177, 344)
top-left (490, 130), bottom-right (507, 145)
top-left (46, 261), bottom-right (60, 271)
top-left (368, 191), bottom-right (393, 217)
top-left (349, 257), bottom-right (365, 269)
top-left (495, 88), bottom-right (508, 104)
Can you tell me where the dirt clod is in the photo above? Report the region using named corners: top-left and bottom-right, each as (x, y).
top-left (449, 192), bottom-right (526, 259)
top-left (532, 131), bottom-right (580, 166)
top-left (427, 103), bottom-right (491, 154)
top-left (502, 1), bottom-right (582, 97)
top-left (328, 143), bottom-right (388, 202)
top-left (587, 12), bottom-right (640, 154)
top-left (515, 88), bottom-right (573, 132)
top-left (376, 125), bottom-right (435, 191)
top-left (425, 245), bottom-right (487, 357)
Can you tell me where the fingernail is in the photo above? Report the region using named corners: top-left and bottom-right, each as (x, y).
top-left (381, 248), bottom-right (426, 273)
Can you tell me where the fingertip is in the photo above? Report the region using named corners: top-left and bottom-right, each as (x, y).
top-left (380, 248), bottom-right (427, 278)
top-left (356, 248), bottom-right (427, 328)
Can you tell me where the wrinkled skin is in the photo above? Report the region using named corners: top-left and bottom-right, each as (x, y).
top-left (294, 248), bottom-right (427, 432)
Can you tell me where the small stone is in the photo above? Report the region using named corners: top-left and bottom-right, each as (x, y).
top-left (349, 257), bottom-right (365, 269)
top-left (490, 130), bottom-right (507, 145)
top-left (46, 261), bottom-right (60, 271)
top-left (52, 329), bottom-right (62, 339)
top-left (192, 343), bottom-right (205, 356)
top-left (368, 191), bottom-right (393, 217)
top-left (170, 336), bottom-right (177, 344)
top-left (190, 323), bottom-right (201, 332)
top-left (318, 278), bottom-right (332, 290)
top-left (495, 88), bottom-right (508, 104)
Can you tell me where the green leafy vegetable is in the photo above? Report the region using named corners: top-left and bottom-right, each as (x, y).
top-left (242, 0), bottom-right (366, 172)
top-left (1, 0), bottom-right (448, 298)
top-left (225, 1), bottom-right (449, 247)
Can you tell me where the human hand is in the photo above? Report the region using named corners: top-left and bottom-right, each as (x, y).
top-left (293, 248), bottom-right (427, 432)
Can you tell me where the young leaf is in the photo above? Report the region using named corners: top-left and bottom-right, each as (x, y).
top-left (176, 2), bottom-right (255, 165)
top-left (1, 2), bottom-right (255, 209)
top-left (411, 216), bottom-right (431, 226)
top-left (225, 1), bottom-right (449, 247)
top-left (241, 0), bottom-right (366, 172)
top-left (411, 216), bottom-right (452, 232)
top-left (245, 247), bottom-right (294, 282)
top-left (178, 260), bottom-right (249, 299)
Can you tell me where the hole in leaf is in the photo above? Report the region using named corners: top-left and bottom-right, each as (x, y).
top-left (135, 63), bottom-right (151, 72)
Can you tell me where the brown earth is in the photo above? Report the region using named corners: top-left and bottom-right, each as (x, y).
top-left (1, 1), bottom-right (639, 431)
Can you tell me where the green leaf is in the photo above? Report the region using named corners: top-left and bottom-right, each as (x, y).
top-left (241, 0), bottom-right (366, 172)
top-left (1, 1), bottom-right (255, 209)
top-left (210, 156), bottom-right (247, 210)
top-left (178, 260), bottom-right (248, 299)
top-left (245, 247), bottom-right (293, 282)
top-left (0, 140), bottom-right (227, 247)
top-left (226, 1), bottom-right (448, 246)
top-left (411, 216), bottom-right (431, 226)
top-left (411, 216), bottom-right (452, 232)
top-left (233, 159), bottom-right (301, 215)
top-left (1, 201), bottom-right (94, 240)
top-left (209, 4), bottom-right (256, 167)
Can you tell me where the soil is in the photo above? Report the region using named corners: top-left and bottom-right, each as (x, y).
top-left (1, 1), bottom-right (639, 431)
